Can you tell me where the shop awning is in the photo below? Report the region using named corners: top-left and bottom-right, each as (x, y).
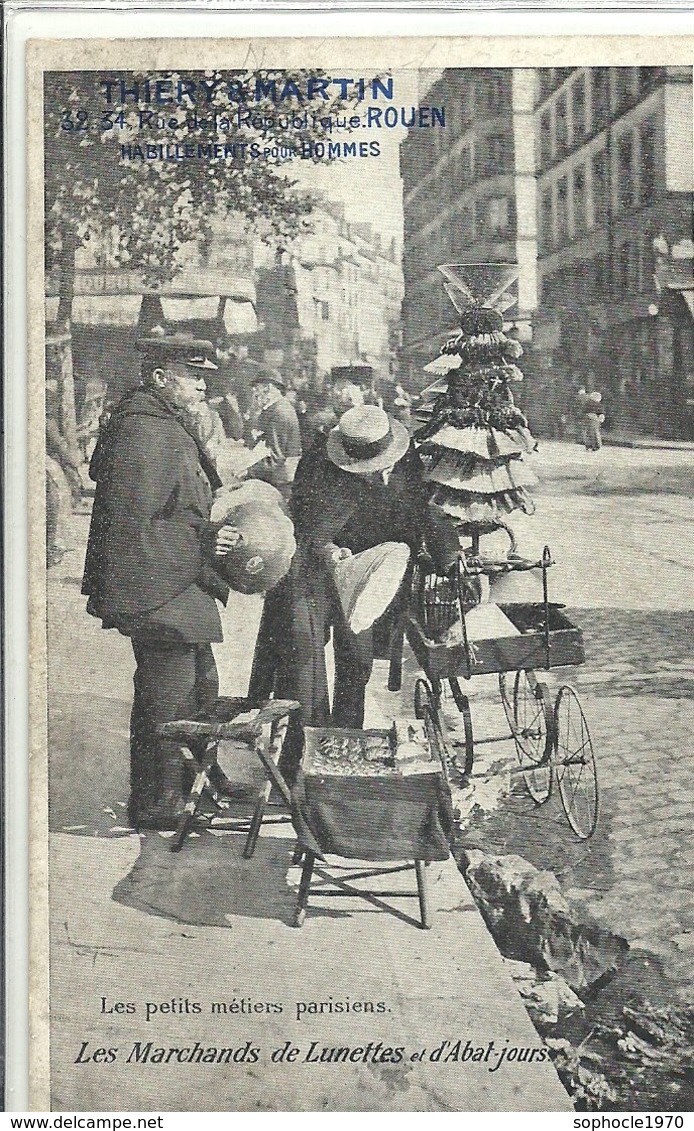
top-left (71, 294), bottom-right (143, 327)
top-left (46, 292), bottom-right (258, 333)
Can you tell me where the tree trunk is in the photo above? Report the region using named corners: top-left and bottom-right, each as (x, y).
top-left (54, 232), bottom-right (81, 467)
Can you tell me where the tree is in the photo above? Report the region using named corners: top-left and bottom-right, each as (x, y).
top-left (43, 68), bottom-right (360, 457)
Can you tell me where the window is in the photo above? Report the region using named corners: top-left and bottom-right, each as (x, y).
top-left (321, 300), bottom-right (329, 321)
top-left (488, 196), bottom-right (510, 235)
top-left (555, 95), bottom-right (568, 157)
top-left (572, 76), bottom-right (587, 143)
top-left (591, 68), bottom-right (610, 131)
top-left (591, 149), bottom-right (607, 225)
top-left (615, 68), bottom-right (634, 114)
top-left (557, 176), bottom-right (568, 242)
top-left (618, 133), bottom-right (634, 210)
top-left (640, 120), bottom-right (657, 206)
top-left (540, 110), bottom-right (552, 168)
top-left (573, 166), bottom-right (586, 233)
top-left (541, 187), bottom-right (554, 251)
top-left (486, 134), bottom-right (510, 176)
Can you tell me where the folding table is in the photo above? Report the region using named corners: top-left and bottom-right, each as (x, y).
top-left (157, 696), bottom-right (300, 854)
top-left (290, 724), bottom-right (454, 929)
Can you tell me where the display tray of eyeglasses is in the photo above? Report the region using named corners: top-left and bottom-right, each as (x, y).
top-left (289, 721), bottom-right (454, 930)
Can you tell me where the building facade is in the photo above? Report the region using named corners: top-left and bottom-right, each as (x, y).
top-left (47, 194), bottom-right (403, 427)
top-left (46, 211), bottom-right (257, 416)
top-left (533, 66), bottom-right (694, 439)
top-left (254, 199), bottom-right (403, 389)
top-left (399, 68), bottom-right (538, 384)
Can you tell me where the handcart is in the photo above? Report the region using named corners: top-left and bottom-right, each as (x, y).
top-left (404, 546), bottom-right (599, 839)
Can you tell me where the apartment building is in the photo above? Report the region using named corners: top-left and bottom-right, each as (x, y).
top-left (533, 66), bottom-right (694, 438)
top-left (399, 68), bottom-right (538, 383)
top-left (255, 200), bottom-right (403, 386)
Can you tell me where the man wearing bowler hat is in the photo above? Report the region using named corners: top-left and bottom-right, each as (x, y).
top-left (248, 366), bottom-right (302, 499)
top-left (249, 404), bottom-right (458, 777)
top-left (82, 329), bottom-right (241, 830)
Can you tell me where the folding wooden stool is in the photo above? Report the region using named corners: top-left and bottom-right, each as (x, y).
top-left (157, 697), bottom-right (300, 854)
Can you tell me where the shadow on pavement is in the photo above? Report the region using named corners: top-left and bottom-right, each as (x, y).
top-left (49, 691), bottom-right (132, 835)
top-left (112, 831), bottom-right (305, 928)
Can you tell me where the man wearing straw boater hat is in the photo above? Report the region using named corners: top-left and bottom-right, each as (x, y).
top-left (248, 404), bottom-right (458, 777)
top-left (82, 328), bottom-right (243, 830)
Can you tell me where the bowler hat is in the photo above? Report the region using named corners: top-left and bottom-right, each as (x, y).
top-left (136, 327), bottom-right (218, 371)
top-left (326, 405), bottom-right (410, 475)
top-left (251, 366), bottom-right (286, 390)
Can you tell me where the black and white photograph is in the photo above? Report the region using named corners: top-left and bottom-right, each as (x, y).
top-left (22, 35), bottom-right (694, 1112)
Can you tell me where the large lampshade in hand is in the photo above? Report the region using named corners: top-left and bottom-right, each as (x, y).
top-left (211, 500), bottom-right (296, 595)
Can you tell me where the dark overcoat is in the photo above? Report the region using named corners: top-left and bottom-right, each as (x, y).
top-left (82, 387), bottom-right (229, 644)
top-left (252, 394), bottom-right (303, 489)
top-left (249, 438), bottom-right (458, 731)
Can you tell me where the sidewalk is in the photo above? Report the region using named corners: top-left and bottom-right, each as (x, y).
top-left (43, 517), bottom-right (571, 1112)
top-left (606, 433), bottom-right (694, 453)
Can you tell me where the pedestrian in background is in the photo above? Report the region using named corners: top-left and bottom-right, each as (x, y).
top-left (584, 391), bottom-right (605, 451)
top-left (248, 367), bottom-right (302, 500)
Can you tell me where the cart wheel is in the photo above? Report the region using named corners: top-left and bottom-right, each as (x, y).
top-left (499, 672), bottom-right (514, 733)
top-left (513, 671), bottom-right (554, 804)
top-left (413, 677), bottom-right (435, 720)
top-left (414, 680), bottom-right (452, 782)
top-left (553, 685), bottom-right (599, 839)
top-left (448, 678), bottom-right (474, 777)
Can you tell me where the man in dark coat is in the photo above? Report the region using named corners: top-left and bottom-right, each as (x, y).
top-left (82, 332), bottom-right (241, 830)
top-left (248, 405), bottom-right (458, 776)
top-left (247, 367), bottom-right (302, 499)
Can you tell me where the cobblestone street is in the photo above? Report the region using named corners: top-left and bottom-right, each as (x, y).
top-left (456, 444), bottom-right (694, 1003)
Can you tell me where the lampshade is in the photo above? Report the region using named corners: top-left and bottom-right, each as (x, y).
top-left (437, 263), bottom-right (520, 315)
top-left (333, 542), bottom-right (410, 634)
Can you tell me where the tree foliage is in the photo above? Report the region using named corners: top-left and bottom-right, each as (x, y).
top-left (44, 69), bottom-right (358, 287)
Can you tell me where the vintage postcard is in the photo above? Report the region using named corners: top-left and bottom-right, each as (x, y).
top-left (21, 27), bottom-right (694, 1113)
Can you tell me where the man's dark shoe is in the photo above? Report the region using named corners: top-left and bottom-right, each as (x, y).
top-left (131, 790), bottom-right (202, 832)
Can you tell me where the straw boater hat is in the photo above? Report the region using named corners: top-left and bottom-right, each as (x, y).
top-left (327, 405), bottom-right (410, 475)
